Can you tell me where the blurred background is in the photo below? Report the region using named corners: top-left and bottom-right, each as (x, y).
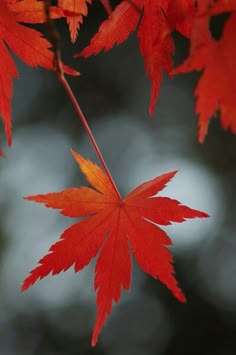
top-left (0, 2), bottom-right (235, 354)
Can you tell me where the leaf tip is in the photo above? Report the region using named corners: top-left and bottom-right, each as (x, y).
top-left (198, 133), bottom-right (206, 144)
top-left (62, 65), bottom-right (80, 76)
top-left (177, 292), bottom-right (187, 303)
top-left (70, 148), bottom-right (76, 155)
top-left (91, 337), bottom-right (97, 347)
top-left (168, 169), bottom-right (179, 180)
top-left (20, 278), bottom-right (30, 292)
top-left (149, 101), bottom-right (156, 116)
top-left (71, 148), bottom-right (83, 163)
top-left (24, 195), bottom-right (35, 202)
top-left (199, 211), bottom-right (210, 218)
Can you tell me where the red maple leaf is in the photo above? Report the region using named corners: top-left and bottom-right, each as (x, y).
top-left (173, 5), bottom-right (236, 142)
top-left (76, 0), bottom-right (174, 115)
top-left (58, 0), bottom-right (92, 43)
top-left (58, 0), bottom-right (111, 43)
top-left (22, 150), bottom-right (208, 346)
top-left (0, 0), bottom-right (78, 146)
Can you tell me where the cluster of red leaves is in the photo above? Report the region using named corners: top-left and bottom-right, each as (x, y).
top-left (1, 0), bottom-right (236, 147)
top-left (0, 0), bottom-right (107, 148)
top-left (77, 0), bottom-right (236, 142)
top-left (0, 0), bottom-right (75, 147)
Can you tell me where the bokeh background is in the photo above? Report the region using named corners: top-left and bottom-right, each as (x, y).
top-left (0, 2), bottom-right (235, 354)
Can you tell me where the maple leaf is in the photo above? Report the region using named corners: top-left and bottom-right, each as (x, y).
top-left (76, 0), bottom-right (143, 54)
top-left (76, 0), bottom-right (174, 115)
top-left (58, 0), bottom-right (92, 43)
top-left (58, 0), bottom-right (110, 43)
top-left (0, 0), bottom-right (78, 146)
top-left (22, 150), bottom-right (208, 346)
top-left (137, 0), bottom-right (174, 114)
top-left (173, 7), bottom-right (236, 142)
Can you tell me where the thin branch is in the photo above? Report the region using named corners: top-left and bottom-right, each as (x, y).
top-left (43, 0), bottom-right (122, 200)
top-left (58, 74), bottom-right (122, 199)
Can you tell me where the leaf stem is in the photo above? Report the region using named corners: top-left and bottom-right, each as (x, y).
top-left (44, 0), bottom-right (122, 199)
top-left (58, 73), bottom-right (122, 200)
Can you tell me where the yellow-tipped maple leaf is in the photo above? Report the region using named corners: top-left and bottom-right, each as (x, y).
top-left (22, 150), bottom-right (208, 346)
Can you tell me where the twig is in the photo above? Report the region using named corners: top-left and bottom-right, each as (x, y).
top-left (43, 0), bottom-right (122, 200)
